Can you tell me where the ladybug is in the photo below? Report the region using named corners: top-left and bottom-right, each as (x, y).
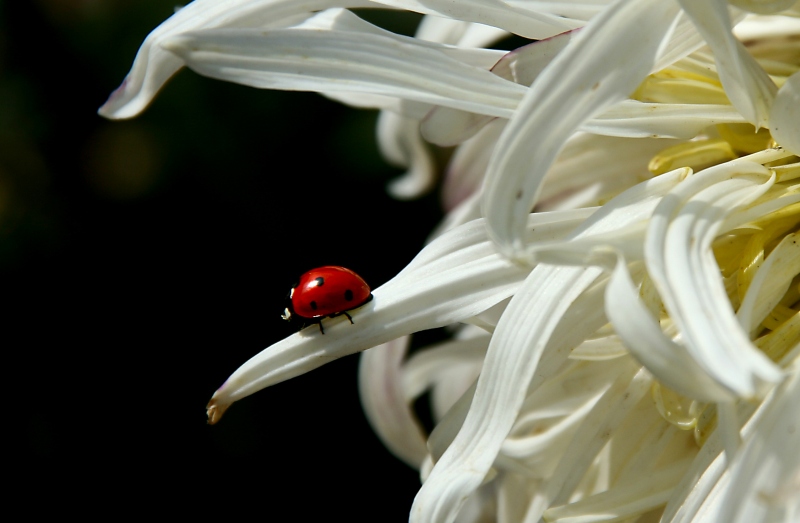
top-left (281, 266), bottom-right (373, 334)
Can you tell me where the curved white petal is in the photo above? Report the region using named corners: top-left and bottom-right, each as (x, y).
top-left (543, 457), bottom-right (692, 523)
top-left (412, 264), bottom-right (608, 523)
top-left (206, 210), bottom-right (591, 422)
top-left (493, 31), bottom-right (575, 86)
top-left (411, 167), bottom-right (685, 523)
top-left (482, 0), bottom-right (681, 263)
top-left (322, 91), bottom-right (433, 117)
top-left (736, 232), bottom-right (800, 337)
top-left (98, 0), bottom-right (376, 119)
top-left (568, 335), bottom-right (628, 361)
top-left (501, 359), bottom-right (621, 468)
top-left (505, 1), bottom-right (609, 21)
top-left (402, 335), bottom-right (490, 401)
top-left (161, 13), bottom-right (525, 118)
top-left (426, 261), bottom-right (618, 470)
top-left (424, 97), bottom-right (748, 148)
top-left (717, 365), bottom-right (800, 523)
top-left (414, 13), bottom-right (509, 48)
top-left (644, 161), bottom-right (784, 399)
top-left (420, 31), bottom-right (574, 147)
top-left (665, 364), bottom-right (800, 523)
top-left (358, 335), bottom-right (428, 468)
top-left (378, 9), bottom-right (509, 200)
top-left (606, 258), bottom-right (736, 401)
top-left (769, 71), bottom-right (800, 155)
top-left (420, 108), bottom-right (497, 148)
top-left (524, 366), bottom-right (652, 522)
top-left (733, 12), bottom-right (800, 40)
top-left (441, 119), bottom-right (505, 211)
top-left (651, 9), bottom-right (708, 72)
top-left (537, 133), bottom-right (680, 211)
top-left (677, 0), bottom-right (778, 128)
top-left (371, 0), bottom-right (585, 39)
top-left (662, 424), bottom-right (729, 523)
top-left (582, 100), bottom-right (747, 139)
top-left (377, 111), bottom-right (438, 199)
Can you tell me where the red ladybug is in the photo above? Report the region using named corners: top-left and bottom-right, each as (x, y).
top-left (281, 266), bottom-right (373, 334)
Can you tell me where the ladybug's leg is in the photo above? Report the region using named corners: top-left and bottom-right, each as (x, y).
top-left (343, 311), bottom-right (354, 324)
top-left (318, 319), bottom-right (325, 335)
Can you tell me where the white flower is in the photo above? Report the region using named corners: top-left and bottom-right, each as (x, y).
top-left (101, 1), bottom-right (800, 522)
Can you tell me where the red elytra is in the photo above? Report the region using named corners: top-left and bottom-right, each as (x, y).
top-left (283, 266), bottom-right (373, 334)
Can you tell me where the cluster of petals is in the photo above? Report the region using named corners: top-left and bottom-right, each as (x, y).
top-left (101, 1), bottom-right (800, 522)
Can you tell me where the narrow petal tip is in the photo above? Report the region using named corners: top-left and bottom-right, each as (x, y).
top-left (97, 76), bottom-right (149, 120)
top-left (206, 396), bottom-right (230, 425)
top-left (97, 78), bottom-right (131, 119)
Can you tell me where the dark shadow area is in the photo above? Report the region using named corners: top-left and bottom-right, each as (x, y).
top-left (6, 2), bottom-right (441, 519)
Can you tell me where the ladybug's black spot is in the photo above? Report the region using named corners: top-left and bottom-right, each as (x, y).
top-left (309, 301), bottom-right (318, 311)
top-left (315, 277), bottom-right (325, 286)
top-left (344, 289), bottom-right (354, 301)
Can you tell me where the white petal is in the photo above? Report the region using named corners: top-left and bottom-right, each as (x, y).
top-left (769, 71), bottom-right (800, 155)
top-left (677, 0), bottom-right (778, 128)
top-left (426, 263), bottom-right (612, 468)
top-left (606, 258), bottom-right (736, 401)
top-left (736, 232), bottom-right (800, 337)
top-left (421, 32), bottom-right (574, 147)
top-left (543, 458), bottom-right (692, 523)
top-left (424, 98), bottom-right (748, 147)
top-left (161, 11), bottom-right (525, 118)
top-left (206, 210), bottom-right (590, 422)
top-left (733, 12), bottom-right (800, 40)
top-left (411, 166), bottom-right (685, 523)
top-left (537, 133), bottom-right (680, 211)
top-left (491, 30), bottom-right (575, 86)
top-left (414, 13), bottom-right (508, 48)
top-left (666, 365), bottom-right (800, 523)
top-left (651, 10), bottom-right (708, 72)
top-left (420, 108), bottom-right (497, 148)
top-left (98, 0), bottom-right (374, 119)
top-left (431, 366), bottom-right (484, 425)
top-left (644, 161), bottom-right (784, 399)
top-left (505, 1), bottom-right (608, 21)
top-left (321, 91), bottom-right (433, 118)
top-left (662, 424), bottom-right (729, 523)
top-left (582, 100), bottom-right (747, 139)
top-left (568, 335), bottom-right (628, 361)
top-left (371, 0), bottom-right (585, 39)
top-left (402, 335), bottom-right (489, 401)
top-left (412, 265), bottom-right (608, 523)
top-left (501, 359), bottom-right (622, 469)
top-left (525, 366), bottom-right (652, 522)
top-left (384, 8), bottom-right (510, 198)
top-left (377, 111), bottom-right (438, 199)
top-left (717, 365), bottom-right (800, 523)
top-left (441, 119), bottom-right (506, 211)
top-left (482, 0), bottom-right (681, 262)
top-left (358, 336), bottom-right (429, 468)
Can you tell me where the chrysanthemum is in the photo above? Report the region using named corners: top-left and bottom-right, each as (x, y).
top-left (100, 1), bottom-right (800, 522)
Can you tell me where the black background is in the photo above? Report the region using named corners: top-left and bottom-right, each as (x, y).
top-left (6, 1), bottom-right (441, 518)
